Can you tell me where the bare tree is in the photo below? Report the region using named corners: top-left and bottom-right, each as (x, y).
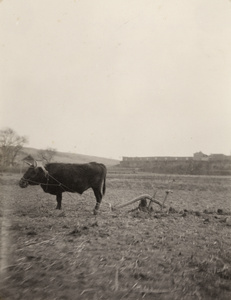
top-left (37, 147), bottom-right (57, 164)
top-left (0, 128), bottom-right (28, 167)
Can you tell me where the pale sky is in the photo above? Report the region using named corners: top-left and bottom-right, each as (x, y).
top-left (1, 0), bottom-right (231, 159)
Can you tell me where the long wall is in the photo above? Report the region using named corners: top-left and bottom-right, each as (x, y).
top-left (120, 158), bottom-right (231, 175)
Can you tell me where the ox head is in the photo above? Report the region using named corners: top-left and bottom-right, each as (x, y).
top-left (19, 160), bottom-right (48, 188)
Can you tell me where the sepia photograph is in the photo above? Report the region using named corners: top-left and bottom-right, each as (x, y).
top-left (1, 0), bottom-right (231, 299)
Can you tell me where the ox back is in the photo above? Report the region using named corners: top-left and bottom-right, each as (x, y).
top-left (19, 162), bottom-right (107, 214)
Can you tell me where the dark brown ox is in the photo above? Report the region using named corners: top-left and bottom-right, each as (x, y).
top-left (19, 161), bottom-right (107, 214)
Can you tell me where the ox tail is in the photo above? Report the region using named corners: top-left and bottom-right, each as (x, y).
top-left (102, 174), bottom-right (106, 196)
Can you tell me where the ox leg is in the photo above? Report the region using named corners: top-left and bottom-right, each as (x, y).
top-left (56, 193), bottom-right (62, 210)
top-left (93, 189), bottom-right (102, 215)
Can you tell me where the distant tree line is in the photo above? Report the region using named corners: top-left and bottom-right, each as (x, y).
top-left (0, 128), bottom-right (28, 167)
top-left (0, 127), bottom-right (57, 170)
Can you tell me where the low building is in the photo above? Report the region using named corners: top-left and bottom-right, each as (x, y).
top-left (193, 152), bottom-right (209, 161)
top-left (209, 154), bottom-right (231, 161)
top-left (120, 152), bottom-right (231, 175)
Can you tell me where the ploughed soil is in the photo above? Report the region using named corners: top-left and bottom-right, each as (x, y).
top-left (0, 172), bottom-right (231, 300)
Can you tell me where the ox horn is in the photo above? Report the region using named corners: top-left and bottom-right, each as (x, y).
top-left (25, 161), bottom-right (32, 166)
top-left (35, 160), bottom-right (49, 177)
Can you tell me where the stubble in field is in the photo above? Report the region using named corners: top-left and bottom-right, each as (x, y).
top-left (0, 173), bottom-right (231, 299)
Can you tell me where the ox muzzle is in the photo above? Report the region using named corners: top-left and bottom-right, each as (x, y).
top-left (19, 178), bottom-right (29, 188)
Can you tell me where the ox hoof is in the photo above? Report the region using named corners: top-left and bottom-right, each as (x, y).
top-left (93, 209), bottom-right (98, 215)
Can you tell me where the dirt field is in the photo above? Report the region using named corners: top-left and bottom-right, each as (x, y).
top-left (0, 172), bottom-right (231, 300)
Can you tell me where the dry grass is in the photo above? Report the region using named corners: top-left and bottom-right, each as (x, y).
top-left (0, 173), bottom-right (231, 299)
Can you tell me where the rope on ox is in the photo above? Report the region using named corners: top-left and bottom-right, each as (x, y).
top-left (46, 173), bottom-right (81, 202)
top-left (22, 161), bottom-right (78, 201)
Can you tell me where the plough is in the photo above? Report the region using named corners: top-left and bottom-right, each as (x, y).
top-left (111, 189), bottom-right (172, 211)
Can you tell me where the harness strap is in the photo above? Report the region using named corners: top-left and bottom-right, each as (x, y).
top-left (22, 177), bottom-right (61, 186)
top-left (21, 170), bottom-right (83, 202)
top-left (22, 171), bottom-right (75, 193)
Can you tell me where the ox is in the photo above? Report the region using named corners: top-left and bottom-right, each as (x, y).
top-left (19, 161), bottom-right (107, 214)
